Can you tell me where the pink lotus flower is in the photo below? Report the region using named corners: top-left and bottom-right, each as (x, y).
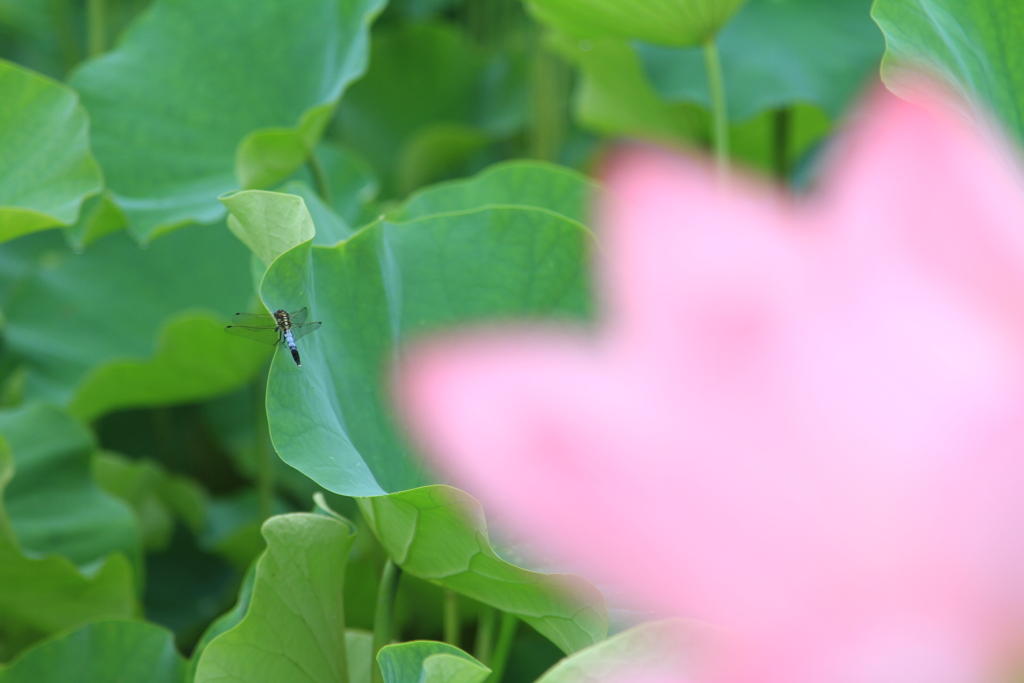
top-left (397, 87), bottom-right (1024, 683)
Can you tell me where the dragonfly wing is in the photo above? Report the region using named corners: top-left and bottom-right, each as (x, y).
top-left (290, 320), bottom-right (321, 342)
top-left (225, 325), bottom-right (281, 346)
top-left (231, 311), bottom-right (275, 325)
top-left (288, 307), bottom-right (309, 326)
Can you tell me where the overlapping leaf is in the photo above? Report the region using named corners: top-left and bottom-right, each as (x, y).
top-left (93, 451), bottom-right (206, 552)
top-left (0, 60), bottom-right (101, 243)
top-left (334, 23), bottom-right (487, 196)
top-left (0, 620), bottom-right (185, 683)
top-left (527, 0), bottom-right (747, 47)
top-left (359, 486), bottom-right (608, 654)
top-left (377, 640), bottom-right (489, 683)
top-left (873, 0), bottom-right (1024, 144)
top-left (534, 620), bottom-right (692, 682)
top-left (70, 0), bottom-right (385, 242)
top-left (390, 160), bottom-right (596, 224)
top-left (224, 162), bottom-right (608, 652)
top-left (247, 162), bottom-right (595, 495)
top-left (0, 226), bottom-right (267, 421)
top-left (332, 22), bottom-right (529, 196)
top-left (636, 0), bottom-right (883, 121)
top-left (0, 433), bottom-right (135, 659)
top-left (0, 402), bottom-right (138, 567)
top-left (193, 513), bottom-right (358, 683)
top-left (546, 30), bottom-right (832, 176)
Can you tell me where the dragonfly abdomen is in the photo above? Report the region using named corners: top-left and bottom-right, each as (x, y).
top-left (283, 328), bottom-right (301, 366)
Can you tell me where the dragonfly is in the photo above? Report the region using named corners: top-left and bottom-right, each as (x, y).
top-left (225, 307), bottom-right (321, 367)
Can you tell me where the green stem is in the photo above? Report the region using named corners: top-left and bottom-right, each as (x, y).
top-left (443, 589), bottom-right (460, 647)
top-left (87, 0), bottom-right (106, 58)
top-left (336, 584), bottom-right (351, 683)
top-left (474, 605), bottom-right (496, 665)
top-left (528, 42), bottom-right (569, 162)
top-left (307, 150), bottom-right (333, 205)
top-left (772, 107), bottom-right (791, 182)
top-left (254, 369), bottom-right (274, 522)
top-left (485, 613), bottom-right (517, 683)
top-left (702, 36), bottom-right (729, 177)
top-left (371, 560), bottom-right (402, 683)
top-left (49, 0), bottom-right (81, 74)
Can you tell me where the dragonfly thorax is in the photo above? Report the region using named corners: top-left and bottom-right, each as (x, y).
top-left (273, 309), bottom-right (291, 330)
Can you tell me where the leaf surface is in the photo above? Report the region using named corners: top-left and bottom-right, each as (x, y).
top-left (873, 0), bottom-right (1024, 144)
top-left (0, 620), bottom-right (186, 683)
top-left (0, 403), bottom-right (138, 567)
top-left (0, 60), bottom-right (101, 243)
top-left (534, 620), bottom-right (692, 683)
top-left (359, 486), bottom-right (608, 654)
top-left (0, 226), bottom-right (267, 420)
top-left (70, 0), bottom-right (385, 241)
top-left (637, 0), bottom-right (883, 120)
top-left (0, 433), bottom-right (135, 659)
top-left (377, 640), bottom-right (489, 683)
top-left (193, 513), bottom-right (358, 683)
top-left (527, 0), bottom-right (747, 47)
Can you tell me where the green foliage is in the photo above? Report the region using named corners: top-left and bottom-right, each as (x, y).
top-left (70, 0), bottom-right (385, 242)
top-left (0, 434), bottom-right (135, 660)
top-left (193, 513), bottom-right (357, 683)
top-left (527, 0), bottom-right (748, 47)
top-left (0, 620), bottom-right (186, 683)
top-left (377, 641), bottom-right (490, 683)
top-left (873, 0), bottom-right (1024, 143)
top-left (93, 450), bottom-right (205, 552)
top-left (547, 32), bottom-right (705, 142)
top-left (533, 620), bottom-right (691, 682)
top-left (4, 0), bottom-right (1012, 678)
top-left (244, 162), bottom-right (594, 497)
top-left (0, 59), bottom-right (101, 243)
top-left (1, 227), bottom-right (266, 419)
top-left (0, 403), bottom-right (138, 568)
top-left (636, 0), bottom-right (884, 120)
top-left (334, 23), bottom-right (499, 197)
top-left (222, 191), bottom-right (316, 268)
top-left (359, 486), bottom-right (608, 654)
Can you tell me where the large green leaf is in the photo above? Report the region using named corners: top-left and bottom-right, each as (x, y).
top-left (377, 641), bottom-right (490, 683)
top-left (70, 0), bottom-right (385, 242)
top-left (188, 564), bottom-right (374, 683)
top-left (0, 403), bottom-right (138, 567)
top-left (390, 160), bottom-right (596, 224)
top-left (527, 0), bottom-right (747, 47)
top-left (0, 620), bottom-right (185, 683)
top-left (193, 513), bottom-right (358, 683)
top-left (872, 0), bottom-right (1024, 144)
top-left (223, 163), bottom-right (607, 654)
top-left (637, 0), bottom-right (884, 121)
top-left (534, 620), bottom-right (692, 682)
top-left (0, 225), bottom-right (267, 421)
top-left (0, 434), bottom-right (135, 660)
top-left (359, 486), bottom-right (608, 654)
top-left (259, 208), bottom-right (591, 495)
top-left (0, 60), bottom-right (102, 243)
top-left (230, 162), bottom-right (594, 496)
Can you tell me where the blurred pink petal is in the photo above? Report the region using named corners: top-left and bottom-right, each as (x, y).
top-left (397, 87), bottom-right (1024, 683)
